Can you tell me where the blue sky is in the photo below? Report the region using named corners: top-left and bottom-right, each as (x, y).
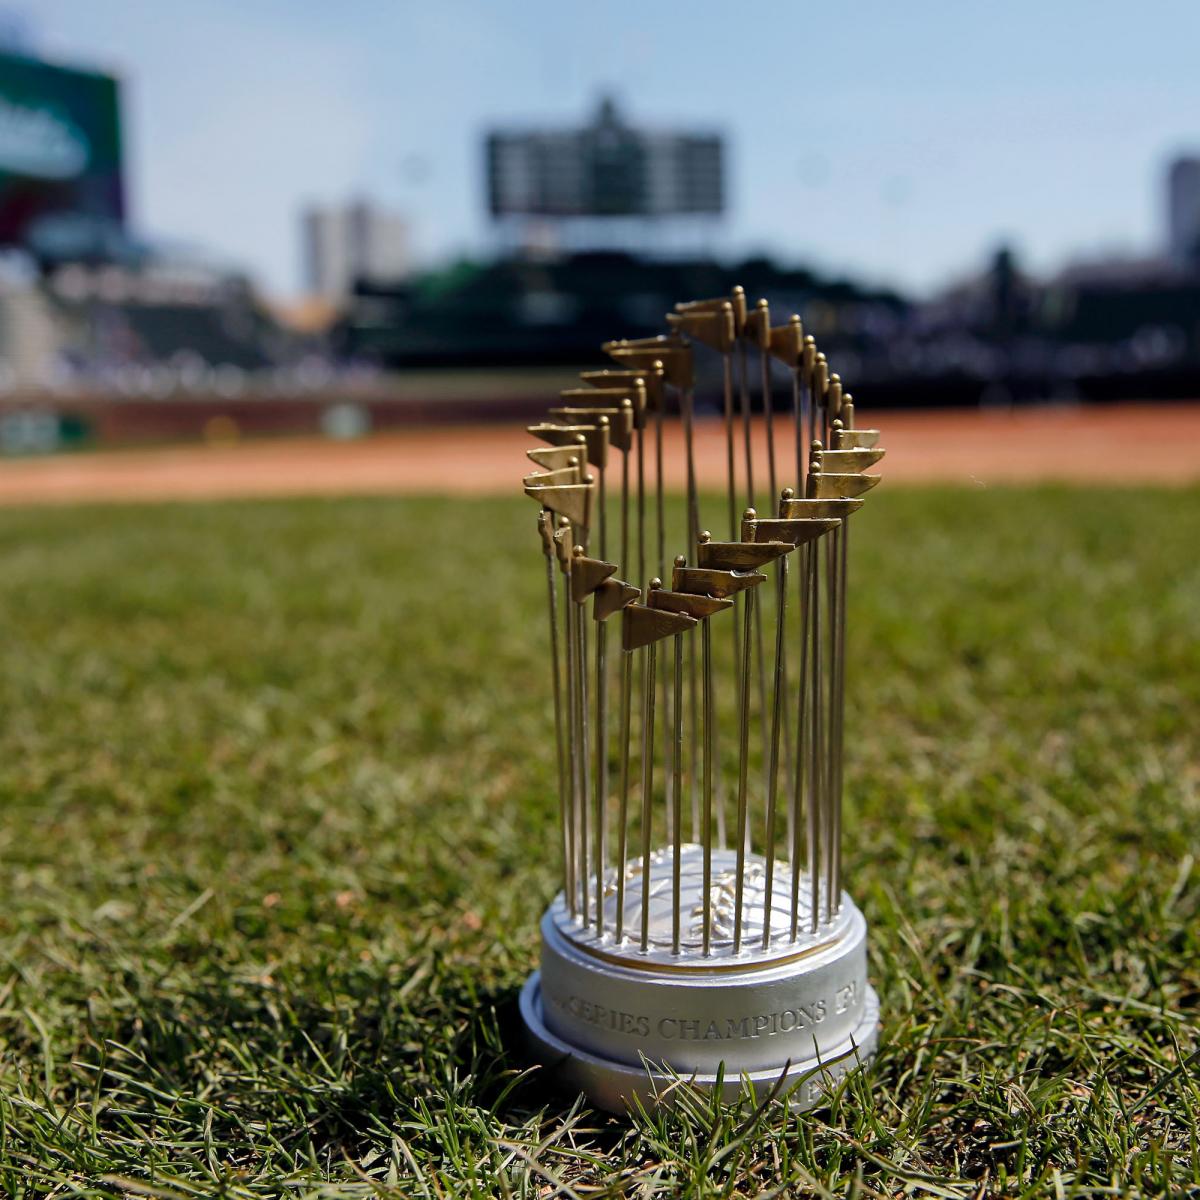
top-left (26, 0), bottom-right (1200, 296)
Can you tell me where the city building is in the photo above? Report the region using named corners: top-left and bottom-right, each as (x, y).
top-left (1166, 156), bottom-right (1200, 270)
top-left (301, 200), bottom-right (408, 303)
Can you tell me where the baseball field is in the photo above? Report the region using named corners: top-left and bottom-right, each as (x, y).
top-left (0, 453), bottom-right (1197, 1194)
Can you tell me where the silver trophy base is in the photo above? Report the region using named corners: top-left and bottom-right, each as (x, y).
top-left (519, 847), bottom-right (880, 1114)
top-left (520, 975), bottom-right (878, 1113)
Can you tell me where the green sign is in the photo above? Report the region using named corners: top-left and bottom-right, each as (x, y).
top-left (0, 51), bottom-right (124, 246)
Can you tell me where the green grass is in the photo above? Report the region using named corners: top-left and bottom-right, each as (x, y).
top-left (0, 488), bottom-right (1197, 1197)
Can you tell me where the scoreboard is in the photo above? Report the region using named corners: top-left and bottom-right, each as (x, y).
top-left (0, 51), bottom-right (125, 248)
top-left (487, 98), bottom-right (723, 219)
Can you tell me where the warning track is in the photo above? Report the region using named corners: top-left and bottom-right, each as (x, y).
top-left (1, 404), bottom-right (1197, 506)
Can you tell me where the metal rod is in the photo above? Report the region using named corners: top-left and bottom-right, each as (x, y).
top-left (620, 448), bottom-right (630, 579)
top-left (640, 640), bottom-right (657, 952)
top-left (597, 462), bottom-right (607, 563)
top-left (672, 632), bottom-right (684, 954)
top-left (615, 650), bottom-right (633, 942)
top-left (824, 526), bottom-right (838, 924)
top-left (702, 617), bottom-right (714, 956)
top-left (762, 555), bottom-right (788, 948)
top-left (779, 588), bottom-right (795, 864)
top-left (654, 403), bottom-right (665, 579)
top-left (662, 614), bottom-right (674, 843)
top-left (563, 569), bottom-right (578, 918)
top-left (789, 380), bottom-right (814, 941)
top-left (752, 557), bottom-right (770, 836)
top-left (578, 602), bottom-right (591, 927)
top-left (761, 347), bottom-right (777, 505)
top-left (544, 546), bottom-right (569, 900)
top-left (723, 356), bottom-right (742, 693)
top-left (681, 383), bottom-right (703, 848)
top-left (790, 540), bottom-right (811, 941)
top-left (743, 350), bottom-right (768, 816)
top-left (722, 354), bottom-right (737, 540)
top-left (714, 663), bottom-right (728, 852)
top-left (637, 418), bottom-right (646, 589)
top-left (809, 531), bottom-right (824, 934)
top-left (833, 517), bottom-right (849, 913)
top-left (792, 369), bottom-right (804, 486)
top-left (689, 618), bottom-right (700, 841)
top-left (681, 388), bottom-right (701, 549)
top-left (732, 584), bottom-right (755, 953)
top-left (738, 341), bottom-right (755, 512)
top-left (594, 617), bottom-right (608, 934)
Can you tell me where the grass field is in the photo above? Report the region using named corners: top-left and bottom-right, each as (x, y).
top-left (0, 488), bottom-right (1197, 1197)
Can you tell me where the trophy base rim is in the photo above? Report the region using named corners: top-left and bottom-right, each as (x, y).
top-left (519, 972), bottom-right (879, 1114)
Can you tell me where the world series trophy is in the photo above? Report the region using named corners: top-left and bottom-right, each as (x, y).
top-left (519, 289), bottom-right (885, 1113)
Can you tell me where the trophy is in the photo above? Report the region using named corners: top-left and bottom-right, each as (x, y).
top-left (520, 289), bottom-right (885, 1112)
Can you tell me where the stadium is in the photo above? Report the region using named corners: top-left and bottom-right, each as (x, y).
top-left (0, 11), bottom-right (1197, 1196)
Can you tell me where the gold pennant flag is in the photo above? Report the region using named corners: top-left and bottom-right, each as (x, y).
top-left (741, 299), bottom-right (771, 350)
top-left (810, 472), bottom-right (881, 500)
top-left (523, 465), bottom-right (582, 488)
top-left (604, 334), bottom-right (688, 353)
top-left (525, 482), bottom-right (592, 528)
top-left (695, 540), bottom-right (792, 571)
top-left (665, 307), bottom-right (735, 354)
top-left (676, 287), bottom-right (747, 330)
top-left (559, 387), bottom-right (634, 405)
top-left (552, 516), bottom-right (573, 569)
top-left (550, 403), bottom-right (634, 452)
top-left (537, 509), bottom-right (554, 557)
top-left (825, 376), bottom-right (843, 418)
top-left (570, 553), bottom-right (618, 603)
top-left (580, 368), bottom-right (659, 415)
top-left (622, 602), bottom-right (697, 652)
top-left (768, 315), bottom-right (804, 366)
top-left (527, 444), bottom-right (585, 471)
top-left (811, 354), bottom-right (828, 401)
top-left (593, 577), bottom-right (641, 622)
top-left (605, 339), bottom-right (694, 391)
top-left (527, 422), bottom-right (608, 469)
top-left (672, 565), bottom-right (766, 599)
top-left (780, 496), bottom-right (865, 520)
top-left (818, 447), bottom-right (886, 472)
top-left (833, 427), bottom-right (881, 450)
top-left (648, 589), bottom-right (734, 620)
top-left (747, 517), bottom-right (840, 546)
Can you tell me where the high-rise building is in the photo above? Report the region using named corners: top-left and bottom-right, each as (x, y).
top-left (302, 200), bottom-right (408, 301)
top-left (1166, 156), bottom-right (1200, 270)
